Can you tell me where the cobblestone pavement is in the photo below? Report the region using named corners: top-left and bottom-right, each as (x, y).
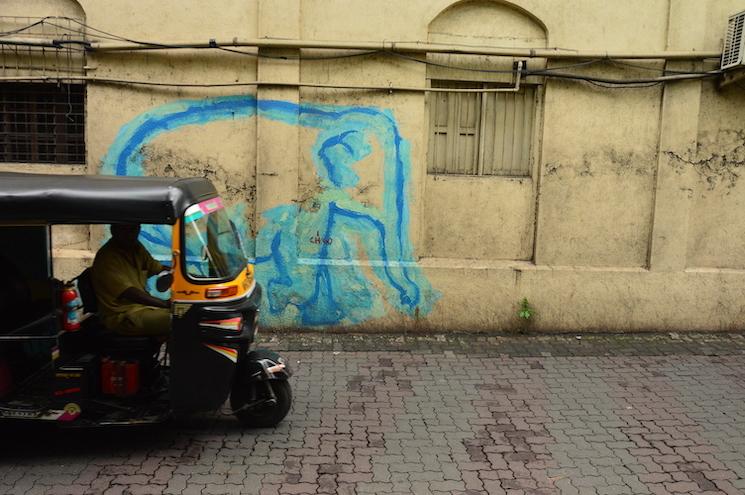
top-left (2, 332), bottom-right (745, 495)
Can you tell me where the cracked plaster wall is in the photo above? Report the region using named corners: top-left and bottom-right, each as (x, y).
top-left (686, 81), bottom-right (745, 269)
top-left (536, 69), bottom-right (662, 268)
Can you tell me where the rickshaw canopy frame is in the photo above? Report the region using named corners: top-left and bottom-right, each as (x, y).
top-left (0, 172), bottom-right (218, 225)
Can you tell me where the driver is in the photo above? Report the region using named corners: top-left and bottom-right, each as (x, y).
top-left (91, 224), bottom-right (170, 338)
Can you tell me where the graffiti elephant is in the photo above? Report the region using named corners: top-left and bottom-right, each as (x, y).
top-left (102, 95), bottom-right (439, 327)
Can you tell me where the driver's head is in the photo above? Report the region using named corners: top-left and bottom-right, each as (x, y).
top-left (110, 223), bottom-right (141, 248)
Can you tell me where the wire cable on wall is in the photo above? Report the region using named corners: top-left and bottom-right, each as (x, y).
top-left (0, 70), bottom-right (722, 91)
top-left (0, 16), bottom-right (726, 89)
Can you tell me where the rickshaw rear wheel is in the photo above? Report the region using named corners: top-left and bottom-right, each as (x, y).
top-left (231, 379), bottom-right (292, 428)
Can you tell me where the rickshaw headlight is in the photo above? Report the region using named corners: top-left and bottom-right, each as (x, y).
top-left (205, 286), bottom-right (238, 299)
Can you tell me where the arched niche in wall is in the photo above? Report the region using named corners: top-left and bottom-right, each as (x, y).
top-left (422, 1), bottom-right (548, 261)
top-left (3, 0), bottom-right (84, 19)
top-left (427, 0), bottom-right (547, 82)
top-left (429, 0), bottom-right (546, 48)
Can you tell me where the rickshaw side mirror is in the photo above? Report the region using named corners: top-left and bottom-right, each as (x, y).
top-left (155, 271), bottom-right (174, 292)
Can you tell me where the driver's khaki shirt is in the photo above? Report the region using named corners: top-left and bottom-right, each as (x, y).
top-left (91, 240), bottom-right (161, 330)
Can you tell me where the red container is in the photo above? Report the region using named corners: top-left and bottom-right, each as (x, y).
top-left (101, 358), bottom-right (139, 397)
top-left (123, 362), bottom-right (140, 396)
top-left (101, 358), bottom-right (114, 395)
top-left (113, 361), bottom-right (125, 396)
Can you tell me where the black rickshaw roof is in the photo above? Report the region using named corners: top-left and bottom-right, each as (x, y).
top-left (0, 172), bottom-right (218, 225)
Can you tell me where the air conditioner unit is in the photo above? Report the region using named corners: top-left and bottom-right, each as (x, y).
top-left (721, 10), bottom-right (745, 70)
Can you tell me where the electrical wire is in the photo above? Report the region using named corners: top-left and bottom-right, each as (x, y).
top-left (215, 45), bottom-right (384, 61)
top-left (391, 38), bottom-right (584, 55)
top-left (64, 18), bottom-right (378, 60)
top-left (0, 60), bottom-right (721, 88)
top-left (529, 68), bottom-right (721, 85)
top-left (608, 59), bottom-right (722, 75)
top-left (389, 49), bottom-right (723, 83)
top-left (385, 49), bottom-right (604, 73)
top-left (0, 17), bottom-right (115, 51)
top-left (38, 20), bottom-right (131, 43)
top-left (585, 80), bottom-right (663, 89)
top-left (385, 50), bottom-right (722, 84)
top-left (1, 17), bottom-right (388, 61)
top-left (0, 16), bottom-right (171, 47)
top-left (66, 77), bottom-right (259, 87)
top-left (0, 68), bottom-right (720, 90)
top-left (0, 75), bottom-right (521, 91)
top-left (0, 16), bottom-right (93, 40)
top-left (0, 16), bottom-right (726, 87)
top-left (0, 19), bottom-right (47, 37)
top-left (65, 17), bottom-right (172, 48)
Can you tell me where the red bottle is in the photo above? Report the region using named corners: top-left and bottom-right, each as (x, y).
top-left (60, 284), bottom-right (81, 331)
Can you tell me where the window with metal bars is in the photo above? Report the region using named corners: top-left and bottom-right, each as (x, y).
top-left (428, 81), bottom-right (536, 177)
top-left (0, 82), bottom-right (85, 165)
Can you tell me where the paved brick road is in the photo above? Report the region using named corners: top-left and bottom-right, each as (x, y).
top-left (2, 333), bottom-right (745, 495)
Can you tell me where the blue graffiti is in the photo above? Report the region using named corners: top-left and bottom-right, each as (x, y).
top-left (101, 95), bottom-right (439, 326)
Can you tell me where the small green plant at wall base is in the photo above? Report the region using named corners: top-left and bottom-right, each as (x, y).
top-left (518, 298), bottom-right (534, 320)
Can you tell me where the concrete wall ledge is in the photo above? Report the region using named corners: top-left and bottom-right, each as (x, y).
top-left (418, 258), bottom-right (649, 272)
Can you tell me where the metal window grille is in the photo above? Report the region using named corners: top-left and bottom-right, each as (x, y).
top-left (0, 83), bottom-right (85, 164)
top-left (428, 81), bottom-right (536, 177)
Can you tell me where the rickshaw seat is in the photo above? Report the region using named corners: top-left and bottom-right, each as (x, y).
top-left (76, 268), bottom-right (98, 314)
top-left (75, 268), bottom-right (160, 353)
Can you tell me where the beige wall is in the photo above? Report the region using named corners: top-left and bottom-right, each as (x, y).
top-left (5, 0), bottom-right (745, 331)
top-left (537, 67), bottom-right (662, 268)
top-left (686, 80), bottom-right (745, 269)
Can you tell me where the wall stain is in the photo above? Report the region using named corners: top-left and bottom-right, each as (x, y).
top-left (297, 176), bottom-right (325, 213)
top-left (142, 146), bottom-right (258, 238)
top-left (544, 162), bottom-right (562, 176)
top-left (604, 149), bottom-right (652, 177)
top-left (578, 158), bottom-right (593, 177)
top-left (665, 130), bottom-right (745, 192)
top-left (544, 150), bottom-right (652, 179)
top-left (142, 146), bottom-right (248, 201)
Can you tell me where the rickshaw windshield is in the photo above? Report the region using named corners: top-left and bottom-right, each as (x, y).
top-left (183, 198), bottom-right (247, 282)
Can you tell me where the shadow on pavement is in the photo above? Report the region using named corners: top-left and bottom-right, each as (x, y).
top-left (0, 414), bottom-right (246, 464)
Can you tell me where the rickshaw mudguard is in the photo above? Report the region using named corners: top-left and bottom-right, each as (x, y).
top-left (169, 285), bottom-right (262, 413)
top-left (240, 349), bottom-right (293, 382)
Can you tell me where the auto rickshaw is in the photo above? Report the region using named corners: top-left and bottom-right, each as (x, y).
top-left (0, 172), bottom-right (292, 427)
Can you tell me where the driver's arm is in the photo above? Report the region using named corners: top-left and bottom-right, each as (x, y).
top-left (120, 287), bottom-right (170, 309)
top-left (141, 244), bottom-right (168, 276)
